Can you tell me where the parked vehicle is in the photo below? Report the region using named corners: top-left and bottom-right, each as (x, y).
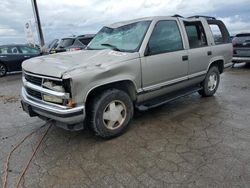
top-left (21, 15), bottom-right (232, 138)
top-left (53, 34), bottom-right (95, 53)
top-left (42, 39), bottom-right (59, 54)
top-left (232, 33), bottom-right (250, 64)
top-left (66, 34), bottom-right (95, 51)
top-left (0, 44), bottom-right (41, 77)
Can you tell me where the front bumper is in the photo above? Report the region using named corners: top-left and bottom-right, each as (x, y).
top-left (21, 87), bottom-right (85, 125)
top-left (232, 57), bottom-right (250, 63)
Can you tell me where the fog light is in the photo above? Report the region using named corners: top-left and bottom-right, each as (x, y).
top-left (43, 95), bottom-right (63, 104)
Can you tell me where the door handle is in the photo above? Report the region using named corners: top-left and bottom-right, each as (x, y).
top-left (24, 56), bottom-right (30, 58)
top-left (0, 55), bottom-right (7, 58)
top-left (207, 51), bottom-right (212, 56)
top-left (182, 55), bottom-right (188, 61)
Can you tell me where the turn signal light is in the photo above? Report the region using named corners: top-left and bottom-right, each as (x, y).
top-left (67, 98), bottom-right (74, 108)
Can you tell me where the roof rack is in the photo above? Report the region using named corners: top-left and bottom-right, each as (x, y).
top-left (188, 15), bottom-right (216, 20)
top-left (172, 14), bottom-right (184, 18)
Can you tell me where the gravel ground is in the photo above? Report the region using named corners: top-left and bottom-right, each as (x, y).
top-left (0, 64), bottom-right (250, 188)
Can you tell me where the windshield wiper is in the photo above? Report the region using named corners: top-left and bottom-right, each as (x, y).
top-left (101, 43), bottom-right (122, 52)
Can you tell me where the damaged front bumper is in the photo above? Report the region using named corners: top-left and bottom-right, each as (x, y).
top-left (21, 87), bottom-right (85, 130)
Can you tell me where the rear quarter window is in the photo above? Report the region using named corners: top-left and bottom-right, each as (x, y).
top-left (208, 20), bottom-right (230, 45)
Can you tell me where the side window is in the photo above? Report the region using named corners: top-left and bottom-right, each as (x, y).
top-left (209, 22), bottom-right (230, 45)
top-left (0, 47), bottom-right (20, 54)
top-left (147, 20), bottom-right (183, 55)
top-left (20, 46), bottom-right (40, 54)
top-left (0, 47), bottom-right (9, 54)
top-left (184, 21), bottom-right (208, 49)
top-left (0, 47), bottom-right (4, 54)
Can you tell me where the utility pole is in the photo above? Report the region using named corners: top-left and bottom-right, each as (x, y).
top-left (31, 0), bottom-right (45, 47)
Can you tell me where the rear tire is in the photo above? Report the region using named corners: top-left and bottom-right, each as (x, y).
top-left (198, 66), bottom-right (220, 97)
top-left (90, 89), bottom-right (134, 138)
top-left (0, 63), bottom-right (7, 77)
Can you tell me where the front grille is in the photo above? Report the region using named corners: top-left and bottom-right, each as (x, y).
top-left (26, 88), bottom-right (42, 100)
top-left (24, 74), bottom-right (42, 86)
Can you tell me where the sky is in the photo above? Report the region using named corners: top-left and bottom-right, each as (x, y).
top-left (0, 0), bottom-right (250, 45)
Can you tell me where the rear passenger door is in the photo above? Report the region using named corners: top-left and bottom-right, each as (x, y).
top-left (183, 21), bottom-right (211, 77)
top-left (141, 19), bottom-right (188, 99)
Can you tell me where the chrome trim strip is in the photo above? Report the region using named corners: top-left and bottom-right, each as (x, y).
top-left (23, 77), bottom-right (70, 99)
top-left (188, 71), bottom-right (207, 79)
top-left (22, 87), bottom-right (84, 115)
top-left (23, 71), bottom-right (62, 81)
top-left (143, 76), bottom-right (188, 91)
top-left (142, 71), bottom-right (207, 92)
top-left (24, 88), bottom-right (69, 109)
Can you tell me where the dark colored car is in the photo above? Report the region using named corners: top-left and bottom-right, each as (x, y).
top-left (232, 33), bottom-right (250, 64)
top-left (0, 44), bottom-right (41, 77)
top-left (52, 34), bottom-right (95, 53)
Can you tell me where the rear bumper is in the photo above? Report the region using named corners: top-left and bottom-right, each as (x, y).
top-left (232, 57), bottom-right (250, 63)
top-left (21, 87), bottom-right (85, 125)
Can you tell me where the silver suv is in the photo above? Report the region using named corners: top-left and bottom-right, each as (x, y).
top-left (21, 15), bottom-right (232, 138)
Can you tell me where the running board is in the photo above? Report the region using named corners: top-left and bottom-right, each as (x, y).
top-left (136, 86), bottom-right (202, 111)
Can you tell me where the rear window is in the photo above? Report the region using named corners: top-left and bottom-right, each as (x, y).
top-left (208, 20), bottom-right (230, 45)
top-left (58, 38), bottom-right (74, 48)
top-left (233, 33), bottom-right (250, 47)
top-left (209, 24), bottom-right (224, 44)
top-left (236, 33), bottom-right (250, 37)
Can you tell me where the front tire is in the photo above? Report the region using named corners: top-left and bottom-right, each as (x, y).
top-left (198, 66), bottom-right (220, 97)
top-left (90, 89), bottom-right (134, 138)
top-left (0, 63), bottom-right (7, 77)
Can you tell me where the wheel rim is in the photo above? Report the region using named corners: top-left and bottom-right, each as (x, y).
top-left (102, 100), bottom-right (127, 130)
top-left (208, 73), bottom-right (218, 91)
top-left (0, 64), bottom-right (6, 76)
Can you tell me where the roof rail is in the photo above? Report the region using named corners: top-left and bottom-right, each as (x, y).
top-left (172, 14), bottom-right (184, 18)
top-left (188, 15), bottom-right (216, 20)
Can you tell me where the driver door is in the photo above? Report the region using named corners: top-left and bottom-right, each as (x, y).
top-left (140, 20), bottom-right (189, 101)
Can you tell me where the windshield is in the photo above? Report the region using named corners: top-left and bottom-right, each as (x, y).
top-left (87, 21), bottom-right (151, 52)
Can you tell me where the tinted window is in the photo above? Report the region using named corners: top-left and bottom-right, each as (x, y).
top-left (78, 38), bottom-right (93, 45)
top-left (233, 33), bottom-right (250, 47)
top-left (147, 20), bottom-right (183, 55)
top-left (20, 46), bottom-right (40, 54)
top-left (184, 21), bottom-right (208, 48)
top-left (0, 46), bottom-right (20, 54)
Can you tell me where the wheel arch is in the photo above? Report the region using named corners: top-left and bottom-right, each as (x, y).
top-left (85, 80), bottom-right (138, 112)
top-left (0, 61), bottom-right (8, 71)
top-left (208, 58), bottom-right (224, 74)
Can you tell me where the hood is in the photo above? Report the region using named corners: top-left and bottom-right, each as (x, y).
top-left (22, 49), bottom-right (140, 78)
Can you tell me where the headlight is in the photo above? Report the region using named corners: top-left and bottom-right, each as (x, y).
top-left (43, 80), bottom-right (65, 92)
top-left (42, 80), bottom-right (66, 104)
top-left (43, 95), bottom-right (63, 104)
